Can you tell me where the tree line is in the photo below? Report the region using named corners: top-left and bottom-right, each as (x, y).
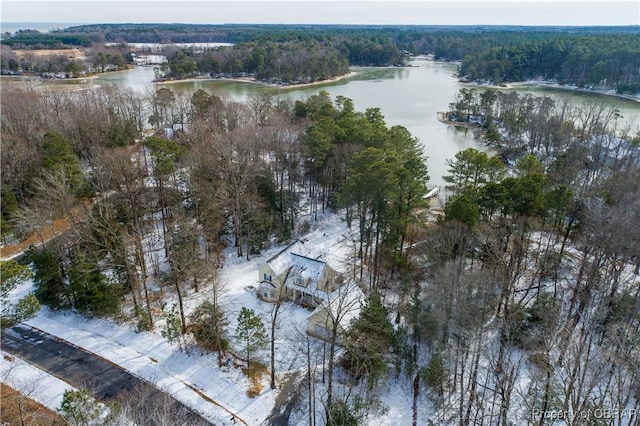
top-left (163, 40), bottom-right (350, 82)
top-left (0, 29), bottom-right (91, 48)
top-left (0, 44), bottom-right (133, 77)
top-left (3, 24), bottom-right (638, 91)
top-left (458, 33), bottom-right (640, 93)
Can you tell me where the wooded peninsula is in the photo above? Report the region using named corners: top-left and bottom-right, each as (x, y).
top-left (2, 24), bottom-right (639, 93)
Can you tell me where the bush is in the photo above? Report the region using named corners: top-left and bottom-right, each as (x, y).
top-left (244, 362), bottom-right (267, 398)
top-left (189, 300), bottom-right (229, 352)
top-left (327, 399), bottom-right (361, 426)
top-left (136, 307), bottom-right (153, 332)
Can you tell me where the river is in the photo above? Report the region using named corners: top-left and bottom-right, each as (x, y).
top-left (14, 57), bottom-right (640, 187)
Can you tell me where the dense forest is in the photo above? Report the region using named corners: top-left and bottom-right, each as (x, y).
top-left (163, 40), bottom-right (351, 82)
top-left (0, 29), bottom-right (92, 48)
top-left (458, 34), bottom-right (640, 93)
top-left (1, 72), bottom-right (638, 424)
top-left (2, 24), bottom-right (639, 91)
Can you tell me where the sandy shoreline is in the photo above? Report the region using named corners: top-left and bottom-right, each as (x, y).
top-left (0, 66), bottom-right (135, 83)
top-left (461, 79), bottom-right (640, 103)
top-left (513, 81), bottom-right (640, 103)
top-left (157, 71), bottom-right (359, 89)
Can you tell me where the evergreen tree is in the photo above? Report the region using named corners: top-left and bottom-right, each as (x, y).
top-left (235, 307), bottom-right (268, 369)
top-left (443, 147), bottom-right (506, 195)
top-left (41, 132), bottom-right (86, 196)
top-left (342, 293), bottom-right (394, 387)
top-left (422, 352), bottom-right (447, 398)
top-left (189, 300), bottom-right (229, 352)
top-left (58, 389), bottom-right (103, 426)
top-left (27, 247), bottom-right (68, 309)
top-left (0, 260), bottom-right (40, 327)
top-left (327, 399), bottom-right (361, 426)
top-left (444, 194), bottom-right (481, 228)
top-left (68, 254), bottom-right (123, 317)
top-left (162, 303), bottom-right (184, 348)
top-left (0, 260), bottom-right (32, 299)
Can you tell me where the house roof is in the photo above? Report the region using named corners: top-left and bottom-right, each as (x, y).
top-left (266, 239), bottom-right (313, 276)
top-left (310, 281), bottom-right (364, 330)
top-left (284, 253), bottom-right (329, 297)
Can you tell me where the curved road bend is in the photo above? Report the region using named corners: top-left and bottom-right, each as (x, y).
top-left (1, 324), bottom-right (213, 425)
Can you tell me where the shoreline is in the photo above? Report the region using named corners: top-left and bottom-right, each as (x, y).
top-left (461, 79), bottom-right (640, 103)
top-left (513, 81), bottom-right (640, 103)
top-left (436, 111), bottom-right (482, 128)
top-left (157, 71), bottom-right (359, 89)
top-left (0, 66), bottom-right (134, 83)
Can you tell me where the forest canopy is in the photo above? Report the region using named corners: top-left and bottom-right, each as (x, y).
top-left (458, 33), bottom-right (640, 93)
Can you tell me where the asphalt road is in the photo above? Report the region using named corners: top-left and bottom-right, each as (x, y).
top-left (263, 371), bottom-right (304, 426)
top-left (1, 324), bottom-right (213, 425)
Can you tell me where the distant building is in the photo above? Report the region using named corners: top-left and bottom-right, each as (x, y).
top-left (132, 54), bottom-right (167, 65)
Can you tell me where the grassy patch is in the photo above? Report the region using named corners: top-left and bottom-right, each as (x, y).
top-left (1, 383), bottom-right (64, 425)
top-left (243, 362), bottom-right (268, 398)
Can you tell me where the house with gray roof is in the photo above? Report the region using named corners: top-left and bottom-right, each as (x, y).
top-left (258, 240), bottom-right (344, 308)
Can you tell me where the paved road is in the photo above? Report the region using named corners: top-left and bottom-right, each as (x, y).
top-left (264, 371), bottom-right (304, 426)
top-left (1, 324), bottom-right (213, 425)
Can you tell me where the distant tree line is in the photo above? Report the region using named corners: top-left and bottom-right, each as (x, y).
top-left (0, 44), bottom-right (133, 76)
top-left (46, 23), bottom-right (639, 57)
top-left (3, 25), bottom-right (639, 90)
top-left (0, 29), bottom-right (91, 48)
top-left (458, 34), bottom-right (640, 93)
top-left (446, 86), bottom-right (640, 164)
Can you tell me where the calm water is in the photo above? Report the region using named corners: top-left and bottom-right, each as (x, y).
top-left (88, 59), bottom-right (492, 186)
top-left (10, 57), bottom-right (640, 186)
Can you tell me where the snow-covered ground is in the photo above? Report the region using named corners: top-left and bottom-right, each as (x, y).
top-left (1, 200), bottom-right (449, 425)
top-left (5, 197), bottom-right (638, 425)
top-left (2, 209), bottom-right (405, 425)
top-left (1, 350), bottom-right (77, 411)
top-left (22, 308), bottom-right (272, 425)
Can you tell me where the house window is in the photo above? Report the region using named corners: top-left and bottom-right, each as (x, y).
top-left (263, 291), bottom-right (270, 299)
top-left (296, 275), bottom-right (304, 285)
top-left (264, 273), bottom-right (272, 282)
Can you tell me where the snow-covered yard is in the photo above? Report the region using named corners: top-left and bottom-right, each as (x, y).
top-left (1, 210), bottom-right (385, 424)
top-left (5, 201), bottom-right (638, 425)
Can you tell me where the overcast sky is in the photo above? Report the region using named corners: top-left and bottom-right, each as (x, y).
top-left (2, 1), bottom-right (639, 27)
